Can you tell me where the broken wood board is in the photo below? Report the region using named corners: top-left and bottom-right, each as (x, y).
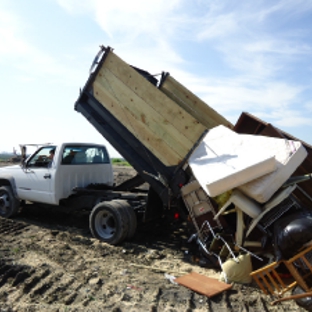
top-left (175, 271), bottom-right (232, 297)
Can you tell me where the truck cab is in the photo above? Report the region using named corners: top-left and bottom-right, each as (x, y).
top-left (0, 142), bottom-right (114, 216)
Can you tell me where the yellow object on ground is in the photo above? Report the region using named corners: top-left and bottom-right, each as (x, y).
top-left (219, 253), bottom-right (252, 284)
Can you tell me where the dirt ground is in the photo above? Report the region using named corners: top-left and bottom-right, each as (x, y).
top-left (0, 163), bottom-right (307, 311)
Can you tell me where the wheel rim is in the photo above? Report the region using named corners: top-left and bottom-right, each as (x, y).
top-left (0, 191), bottom-right (10, 215)
top-left (94, 210), bottom-right (116, 240)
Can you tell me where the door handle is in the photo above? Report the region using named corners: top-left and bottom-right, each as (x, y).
top-left (44, 173), bottom-right (51, 179)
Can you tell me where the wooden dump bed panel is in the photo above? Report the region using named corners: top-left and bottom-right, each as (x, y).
top-left (159, 75), bottom-right (233, 130)
top-left (92, 51), bottom-right (207, 167)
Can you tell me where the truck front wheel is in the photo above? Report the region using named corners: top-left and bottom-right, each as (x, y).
top-left (0, 186), bottom-right (20, 218)
top-left (89, 201), bottom-right (129, 245)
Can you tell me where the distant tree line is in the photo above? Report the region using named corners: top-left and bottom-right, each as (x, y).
top-left (0, 153), bottom-right (15, 161)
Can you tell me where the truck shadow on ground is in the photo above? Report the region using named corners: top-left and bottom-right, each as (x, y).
top-left (15, 203), bottom-right (198, 258)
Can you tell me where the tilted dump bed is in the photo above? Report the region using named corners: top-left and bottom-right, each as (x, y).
top-left (75, 46), bottom-right (232, 204)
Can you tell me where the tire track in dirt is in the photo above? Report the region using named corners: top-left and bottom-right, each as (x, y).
top-left (0, 214), bottom-right (306, 311)
top-left (0, 216), bottom-right (29, 235)
top-left (0, 217), bottom-right (101, 309)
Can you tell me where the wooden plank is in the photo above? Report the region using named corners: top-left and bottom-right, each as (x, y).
top-left (101, 51), bottom-right (206, 143)
top-left (159, 75), bottom-right (233, 129)
top-left (92, 81), bottom-right (184, 166)
top-left (94, 67), bottom-right (194, 156)
top-left (175, 272), bottom-right (232, 297)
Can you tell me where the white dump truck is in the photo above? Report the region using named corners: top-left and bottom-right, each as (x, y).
top-left (0, 142), bottom-right (144, 244)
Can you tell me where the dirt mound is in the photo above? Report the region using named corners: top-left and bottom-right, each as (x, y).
top-left (0, 165), bottom-right (306, 311)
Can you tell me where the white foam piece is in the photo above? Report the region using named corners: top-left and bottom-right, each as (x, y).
top-left (188, 125), bottom-right (277, 197)
top-left (238, 136), bottom-right (307, 203)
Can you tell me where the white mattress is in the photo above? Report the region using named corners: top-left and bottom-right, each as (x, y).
top-left (238, 136), bottom-right (307, 203)
top-left (188, 125), bottom-right (277, 197)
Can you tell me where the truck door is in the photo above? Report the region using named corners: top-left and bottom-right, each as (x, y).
top-left (15, 146), bottom-right (56, 204)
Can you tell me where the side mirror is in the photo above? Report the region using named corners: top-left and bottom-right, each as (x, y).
top-left (20, 145), bottom-right (27, 167)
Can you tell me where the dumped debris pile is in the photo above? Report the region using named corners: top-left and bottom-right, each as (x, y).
top-left (181, 121), bottom-right (312, 309)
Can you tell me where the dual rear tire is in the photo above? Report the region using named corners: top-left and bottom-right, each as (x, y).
top-left (89, 200), bottom-right (137, 245)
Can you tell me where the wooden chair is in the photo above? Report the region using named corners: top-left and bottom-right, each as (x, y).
top-left (250, 245), bottom-right (312, 297)
top-left (250, 260), bottom-right (296, 296)
top-left (284, 244), bottom-right (312, 292)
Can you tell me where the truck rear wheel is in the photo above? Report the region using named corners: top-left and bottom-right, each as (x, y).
top-left (89, 201), bottom-right (129, 245)
top-left (114, 200), bottom-right (137, 240)
top-left (0, 186), bottom-right (20, 218)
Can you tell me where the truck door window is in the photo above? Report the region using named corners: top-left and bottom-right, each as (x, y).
top-left (27, 146), bottom-right (57, 168)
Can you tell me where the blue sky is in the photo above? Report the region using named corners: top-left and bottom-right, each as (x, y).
top-left (1, 0), bottom-right (312, 157)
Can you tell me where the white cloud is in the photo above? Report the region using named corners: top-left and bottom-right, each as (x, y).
top-left (196, 13), bottom-right (238, 40)
top-left (56, 0), bottom-right (91, 14)
top-left (93, 0), bottom-right (181, 35)
top-left (199, 80), bottom-right (302, 112)
top-left (257, 110), bottom-right (312, 128)
top-left (0, 5), bottom-right (89, 88)
top-left (0, 10), bottom-right (31, 56)
top-left (56, 0), bottom-right (187, 74)
top-left (58, 0), bottom-right (182, 39)
top-left (244, 39), bottom-right (311, 56)
top-left (305, 101), bottom-right (312, 112)
top-left (189, 1), bottom-right (312, 83)
top-left (257, 0), bottom-right (312, 21)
